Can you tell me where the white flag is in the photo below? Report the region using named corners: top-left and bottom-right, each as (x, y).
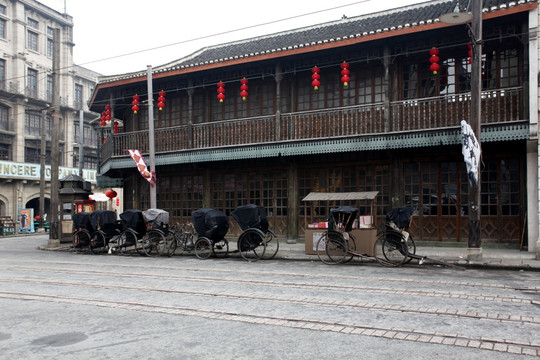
top-left (460, 120), bottom-right (481, 185)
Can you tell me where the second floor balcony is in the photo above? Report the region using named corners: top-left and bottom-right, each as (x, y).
top-left (101, 87), bottom-right (527, 166)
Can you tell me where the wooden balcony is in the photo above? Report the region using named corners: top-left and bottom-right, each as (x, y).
top-left (101, 87), bottom-right (523, 162)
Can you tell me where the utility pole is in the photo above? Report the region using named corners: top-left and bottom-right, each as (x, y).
top-left (468, 0), bottom-right (482, 258)
top-left (39, 108), bottom-right (46, 229)
top-left (147, 65), bottom-right (156, 209)
top-left (48, 28), bottom-right (61, 245)
top-left (78, 110), bottom-right (83, 176)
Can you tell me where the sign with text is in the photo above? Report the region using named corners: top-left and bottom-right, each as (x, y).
top-left (0, 160), bottom-right (97, 183)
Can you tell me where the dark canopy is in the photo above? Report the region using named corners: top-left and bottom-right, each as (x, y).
top-left (120, 209), bottom-right (146, 234)
top-left (72, 212), bottom-right (93, 232)
top-left (231, 204), bottom-right (269, 232)
top-left (191, 208), bottom-right (229, 241)
top-left (89, 210), bottom-right (116, 230)
top-left (387, 206), bottom-right (415, 229)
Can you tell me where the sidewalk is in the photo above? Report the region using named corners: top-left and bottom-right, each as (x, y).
top-left (274, 240), bottom-right (540, 271)
top-left (8, 232), bottom-right (540, 271)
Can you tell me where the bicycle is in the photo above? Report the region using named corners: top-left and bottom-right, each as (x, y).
top-left (169, 222), bottom-right (196, 256)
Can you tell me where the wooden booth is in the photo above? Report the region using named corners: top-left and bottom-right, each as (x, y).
top-left (302, 192), bottom-right (379, 256)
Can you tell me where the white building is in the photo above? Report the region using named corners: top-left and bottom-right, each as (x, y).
top-left (0, 0), bottom-right (100, 228)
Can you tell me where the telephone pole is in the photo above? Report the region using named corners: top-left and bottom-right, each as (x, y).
top-left (468, 0), bottom-right (483, 259)
top-left (147, 65), bottom-right (156, 209)
top-left (48, 28), bottom-right (61, 245)
top-left (39, 108), bottom-right (46, 229)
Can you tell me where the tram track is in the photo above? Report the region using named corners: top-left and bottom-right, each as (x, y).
top-left (0, 289), bottom-right (538, 357)
top-left (0, 263), bottom-right (535, 307)
top-left (1, 273), bottom-right (538, 327)
top-left (0, 257), bottom-right (525, 290)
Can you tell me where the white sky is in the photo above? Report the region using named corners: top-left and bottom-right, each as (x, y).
top-left (39, 0), bottom-right (428, 76)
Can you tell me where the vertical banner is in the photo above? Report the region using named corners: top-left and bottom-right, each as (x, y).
top-left (127, 149), bottom-right (156, 186)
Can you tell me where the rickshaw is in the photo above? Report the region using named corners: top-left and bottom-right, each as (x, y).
top-left (231, 204), bottom-right (279, 260)
top-left (114, 209), bottom-right (149, 255)
top-left (192, 208), bottom-right (230, 259)
top-left (140, 208), bottom-right (174, 256)
top-left (376, 206), bottom-right (417, 265)
top-left (72, 212), bottom-right (93, 253)
top-left (315, 205), bottom-right (409, 267)
top-left (89, 210), bottom-right (123, 254)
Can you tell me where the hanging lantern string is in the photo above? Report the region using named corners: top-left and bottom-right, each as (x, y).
top-left (429, 46), bottom-right (440, 75)
top-left (131, 94), bottom-right (140, 114)
top-left (217, 81), bottom-right (226, 102)
top-left (94, 37), bottom-right (492, 107)
top-left (240, 77), bottom-right (249, 100)
top-left (311, 66), bottom-right (320, 90)
top-left (340, 61), bottom-right (350, 86)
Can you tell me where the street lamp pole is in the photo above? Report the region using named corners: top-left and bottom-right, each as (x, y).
top-left (147, 65), bottom-right (156, 209)
top-left (468, 0), bottom-right (482, 255)
top-left (440, 0), bottom-right (482, 259)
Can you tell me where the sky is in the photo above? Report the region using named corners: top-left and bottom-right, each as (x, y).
top-left (38, 0), bottom-right (429, 76)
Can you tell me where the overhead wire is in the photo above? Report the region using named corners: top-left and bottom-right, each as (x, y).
top-left (1, 0), bottom-right (533, 110)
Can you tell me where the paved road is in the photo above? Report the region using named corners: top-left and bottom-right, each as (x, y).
top-left (0, 235), bottom-right (539, 359)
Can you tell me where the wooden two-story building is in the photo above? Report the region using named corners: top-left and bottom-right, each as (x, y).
top-left (89, 0), bottom-right (539, 252)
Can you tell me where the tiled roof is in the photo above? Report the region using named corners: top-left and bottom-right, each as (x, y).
top-left (99, 0), bottom-right (535, 83)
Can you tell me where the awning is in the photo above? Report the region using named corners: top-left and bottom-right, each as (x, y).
top-left (89, 192), bottom-right (109, 202)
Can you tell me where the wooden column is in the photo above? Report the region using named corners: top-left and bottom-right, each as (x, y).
top-left (287, 161), bottom-right (298, 241)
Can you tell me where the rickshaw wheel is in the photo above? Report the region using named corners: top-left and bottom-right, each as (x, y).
top-left (72, 229), bottom-right (91, 253)
top-left (238, 229), bottom-right (266, 262)
top-left (194, 238), bottom-right (212, 259)
top-left (342, 232), bottom-right (356, 263)
top-left (118, 229), bottom-right (137, 255)
top-left (144, 230), bottom-right (164, 256)
top-left (373, 231), bottom-right (408, 267)
top-left (403, 234), bottom-right (416, 264)
top-left (316, 231), bottom-right (349, 265)
top-left (260, 231), bottom-right (279, 260)
top-left (212, 239), bottom-right (229, 258)
top-left (161, 234), bottom-right (177, 257)
top-left (89, 231), bottom-right (106, 254)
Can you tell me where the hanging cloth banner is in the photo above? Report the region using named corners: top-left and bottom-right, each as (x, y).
top-left (127, 149), bottom-right (155, 186)
top-left (460, 120), bottom-right (481, 185)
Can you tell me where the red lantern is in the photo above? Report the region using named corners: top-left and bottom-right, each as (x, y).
top-left (113, 121), bottom-right (119, 134)
top-left (311, 66), bottom-right (320, 90)
top-left (340, 61), bottom-right (350, 86)
top-left (104, 105), bottom-right (111, 121)
top-left (467, 43), bottom-right (472, 64)
top-left (157, 90), bottom-right (166, 111)
top-left (105, 189), bottom-right (117, 200)
top-left (240, 77), bottom-right (249, 100)
top-left (100, 111), bottom-right (106, 127)
top-left (429, 47), bottom-right (440, 75)
top-left (217, 81), bottom-right (225, 102)
top-left (116, 198), bottom-right (120, 206)
top-left (132, 94), bottom-right (140, 114)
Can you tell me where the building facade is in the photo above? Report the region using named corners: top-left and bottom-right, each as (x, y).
top-left (0, 0), bottom-right (100, 226)
top-left (90, 0), bottom-right (539, 253)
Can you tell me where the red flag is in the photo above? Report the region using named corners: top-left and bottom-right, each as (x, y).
top-left (128, 149), bottom-right (155, 186)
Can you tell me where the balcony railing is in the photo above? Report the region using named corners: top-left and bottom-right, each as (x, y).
top-left (102, 87), bottom-right (523, 160)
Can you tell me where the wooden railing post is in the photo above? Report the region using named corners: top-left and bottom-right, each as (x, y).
top-left (275, 63), bottom-right (282, 141)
